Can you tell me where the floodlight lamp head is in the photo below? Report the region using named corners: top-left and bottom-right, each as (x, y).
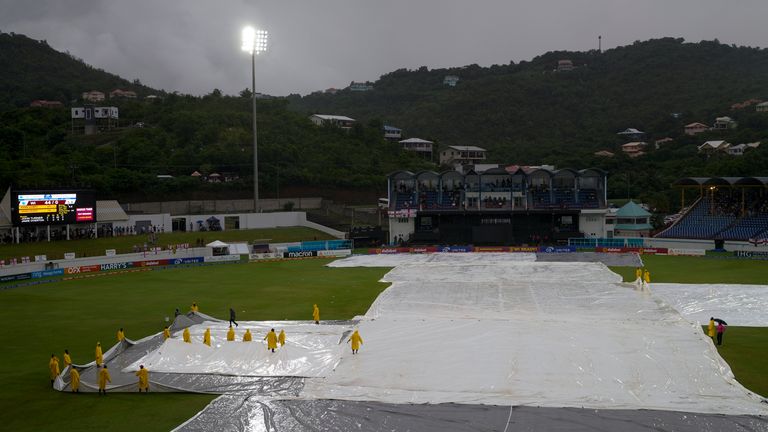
top-left (242, 26), bottom-right (268, 55)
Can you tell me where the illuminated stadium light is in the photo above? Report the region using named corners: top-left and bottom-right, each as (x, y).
top-left (241, 27), bottom-right (268, 55)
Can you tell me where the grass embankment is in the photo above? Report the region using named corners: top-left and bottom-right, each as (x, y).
top-left (0, 259), bottom-right (390, 432)
top-left (610, 254), bottom-right (768, 397)
top-left (0, 227), bottom-right (335, 261)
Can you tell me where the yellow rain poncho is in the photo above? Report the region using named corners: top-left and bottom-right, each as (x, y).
top-left (227, 327), bottom-right (235, 341)
top-left (635, 267), bottom-right (642, 280)
top-left (243, 329), bottom-right (252, 342)
top-left (278, 330), bottom-right (286, 346)
top-left (95, 343), bottom-right (103, 365)
top-left (203, 328), bottom-right (211, 346)
top-left (163, 327), bottom-right (171, 340)
top-left (98, 366), bottom-right (111, 390)
top-left (191, 303), bottom-right (199, 312)
top-left (643, 270), bottom-right (651, 284)
top-left (708, 319), bottom-right (716, 338)
top-left (70, 368), bottom-right (80, 392)
top-left (63, 351), bottom-right (72, 367)
top-left (349, 330), bottom-right (363, 352)
top-left (183, 328), bottom-right (191, 343)
top-left (264, 329), bottom-right (278, 350)
top-left (49, 355), bottom-right (60, 380)
top-left (313, 304), bottom-right (320, 323)
top-left (136, 366), bottom-right (149, 391)
top-left (117, 329), bottom-right (125, 342)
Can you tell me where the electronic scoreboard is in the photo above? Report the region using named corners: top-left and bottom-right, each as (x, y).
top-left (11, 190), bottom-right (97, 226)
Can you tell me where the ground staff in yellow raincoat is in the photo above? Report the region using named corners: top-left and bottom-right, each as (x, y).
top-left (98, 365), bottom-right (111, 395)
top-left (203, 328), bottom-right (211, 346)
top-left (183, 328), bottom-right (191, 343)
top-left (227, 326), bottom-right (236, 341)
top-left (278, 330), bottom-right (286, 347)
top-left (136, 365), bottom-right (149, 393)
top-left (264, 329), bottom-right (278, 352)
top-left (163, 327), bottom-right (171, 340)
top-left (313, 304), bottom-right (320, 324)
top-left (95, 342), bottom-right (103, 365)
top-left (63, 349), bottom-right (72, 367)
top-left (243, 329), bottom-right (252, 342)
top-left (191, 302), bottom-right (199, 312)
top-left (643, 270), bottom-right (651, 284)
top-left (348, 330), bottom-right (363, 354)
top-left (708, 317), bottom-right (716, 339)
top-left (117, 328), bottom-right (125, 341)
top-left (635, 267), bottom-right (642, 281)
top-left (70, 367), bottom-right (80, 393)
top-left (49, 354), bottom-right (60, 383)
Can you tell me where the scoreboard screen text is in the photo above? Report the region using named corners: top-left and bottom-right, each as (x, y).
top-left (12, 191), bottom-right (96, 226)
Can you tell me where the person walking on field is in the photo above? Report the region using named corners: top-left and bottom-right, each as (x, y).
top-left (635, 267), bottom-right (642, 282)
top-left (708, 318), bottom-right (716, 340)
top-left (243, 329), bottom-right (252, 342)
top-left (203, 328), bottom-right (212, 346)
top-left (313, 304), bottom-right (320, 324)
top-left (229, 308), bottom-right (238, 327)
top-left (183, 328), bottom-right (191, 343)
top-left (49, 354), bottom-right (60, 384)
top-left (643, 270), bottom-right (651, 285)
top-left (264, 328), bottom-right (278, 352)
top-left (347, 330), bottom-right (363, 355)
top-left (278, 329), bottom-right (286, 347)
top-left (136, 365), bottom-right (149, 393)
top-left (117, 327), bottom-right (125, 342)
top-left (717, 322), bottom-right (726, 346)
top-left (191, 302), bottom-right (199, 313)
top-left (70, 367), bottom-right (80, 393)
top-left (63, 349), bottom-right (72, 368)
top-left (98, 364), bottom-right (111, 395)
top-left (163, 326), bottom-right (171, 340)
top-left (95, 342), bottom-right (103, 366)
top-left (227, 326), bottom-right (236, 341)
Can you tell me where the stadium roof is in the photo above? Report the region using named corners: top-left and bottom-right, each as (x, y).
top-left (673, 177), bottom-right (768, 186)
top-left (616, 200), bottom-right (651, 218)
top-left (96, 200), bottom-right (129, 222)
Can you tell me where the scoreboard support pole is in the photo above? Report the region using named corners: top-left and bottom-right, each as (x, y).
top-left (94, 223), bottom-right (98, 239)
top-left (14, 227), bottom-right (19, 244)
top-left (66, 224), bottom-right (70, 241)
top-left (47, 225), bottom-right (50, 242)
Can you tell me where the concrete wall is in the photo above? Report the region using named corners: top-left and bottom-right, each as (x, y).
top-left (388, 217), bottom-right (415, 244)
top-left (579, 213), bottom-right (608, 238)
top-left (122, 198), bottom-right (322, 215)
top-left (644, 237), bottom-right (765, 252)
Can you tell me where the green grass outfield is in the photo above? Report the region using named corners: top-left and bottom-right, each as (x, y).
top-left (610, 254), bottom-right (768, 397)
top-left (0, 259), bottom-right (390, 432)
top-left (0, 227), bottom-right (335, 261)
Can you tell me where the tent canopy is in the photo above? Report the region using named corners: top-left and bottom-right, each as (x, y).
top-left (206, 240), bottom-right (229, 248)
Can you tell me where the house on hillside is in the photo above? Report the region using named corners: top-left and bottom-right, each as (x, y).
top-left (684, 122), bottom-right (709, 136)
top-left (730, 99), bottom-right (762, 110)
top-left (698, 140), bottom-right (730, 155)
top-left (443, 75), bottom-right (460, 86)
top-left (82, 90), bottom-right (105, 102)
top-left (757, 102), bottom-right (768, 113)
top-left (110, 89), bottom-right (137, 99)
top-left (726, 142), bottom-right (761, 156)
top-left (439, 145), bottom-right (487, 166)
top-left (324, 88), bottom-right (338, 94)
top-left (613, 201), bottom-right (653, 238)
top-left (384, 125), bottom-right (402, 141)
top-left (594, 150), bottom-right (615, 158)
top-left (654, 137), bottom-right (674, 149)
top-left (621, 142), bottom-right (648, 158)
top-left (349, 81), bottom-right (373, 91)
top-left (309, 114), bottom-right (355, 129)
top-left (617, 128), bottom-right (645, 140)
top-left (556, 59), bottom-right (574, 72)
top-left (30, 100), bottom-right (63, 108)
top-left (713, 116), bottom-right (737, 130)
top-left (399, 138), bottom-right (433, 160)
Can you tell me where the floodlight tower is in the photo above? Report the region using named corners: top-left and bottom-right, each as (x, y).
top-left (241, 26), bottom-right (268, 211)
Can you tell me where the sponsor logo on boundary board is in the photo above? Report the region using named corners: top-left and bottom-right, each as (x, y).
top-left (204, 255), bottom-right (242, 263)
top-left (595, 247), bottom-right (668, 254)
top-left (368, 246), bottom-right (574, 254)
top-left (734, 250), bottom-right (768, 259)
top-left (283, 251), bottom-right (318, 258)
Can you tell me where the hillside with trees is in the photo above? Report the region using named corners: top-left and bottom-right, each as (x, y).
top-left (1, 33), bottom-right (767, 210)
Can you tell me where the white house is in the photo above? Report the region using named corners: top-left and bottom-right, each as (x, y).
top-left (757, 102), bottom-right (768, 113)
top-left (621, 142), bottom-right (648, 158)
top-left (557, 59), bottom-right (574, 71)
top-left (713, 116), bottom-right (737, 130)
top-left (399, 138), bottom-right (433, 159)
top-left (384, 125), bottom-right (402, 140)
top-left (698, 140), bottom-right (730, 154)
top-left (726, 142), bottom-right (761, 156)
top-left (439, 146), bottom-right (487, 166)
top-left (349, 81), bottom-right (373, 91)
top-left (443, 75), bottom-right (460, 86)
top-left (684, 122), bottom-right (709, 136)
top-left (309, 114), bottom-right (355, 129)
top-left (82, 90), bottom-right (105, 102)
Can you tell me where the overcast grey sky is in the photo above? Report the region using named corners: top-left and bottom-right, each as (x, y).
top-left (1, 0), bottom-right (766, 96)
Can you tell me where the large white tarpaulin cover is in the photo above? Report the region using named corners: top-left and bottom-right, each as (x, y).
top-left (125, 322), bottom-right (349, 377)
top-left (651, 283), bottom-right (768, 327)
top-left (302, 255), bottom-right (768, 415)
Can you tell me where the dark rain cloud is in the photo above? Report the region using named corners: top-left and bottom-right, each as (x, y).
top-left (0, 0), bottom-right (766, 96)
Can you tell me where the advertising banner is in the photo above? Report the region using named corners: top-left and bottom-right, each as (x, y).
top-left (595, 247), bottom-right (668, 254)
top-left (667, 249), bottom-right (706, 256)
top-left (317, 249), bottom-right (353, 257)
top-left (437, 246), bottom-right (474, 253)
top-left (64, 253), bottom-right (76, 260)
top-left (105, 249), bottom-right (117, 257)
top-left (137, 259), bottom-right (171, 267)
top-left (31, 269), bottom-right (64, 279)
top-left (100, 262), bottom-right (133, 271)
top-left (509, 246), bottom-right (539, 253)
top-left (539, 246), bottom-right (577, 253)
top-left (373, 248), bottom-right (411, 254)
top-left (249, 253), bottom-right (280, 261)
top-left (474, 246), bottom-right (508, 252)
top-left (204, 255), bottom-right (242, 263)
top-left (65, 265), bottom-right (100, 274)
top-left (410, 246), bottom-right (438, 253)
top-left (0, 273), bottom-right (32, 282)
top-left (734, 250), bottom-right (768, 259)
top-left (282, 251), bottom-right (318, 259)
top-left (170, 257), bottom-right (205, 265)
